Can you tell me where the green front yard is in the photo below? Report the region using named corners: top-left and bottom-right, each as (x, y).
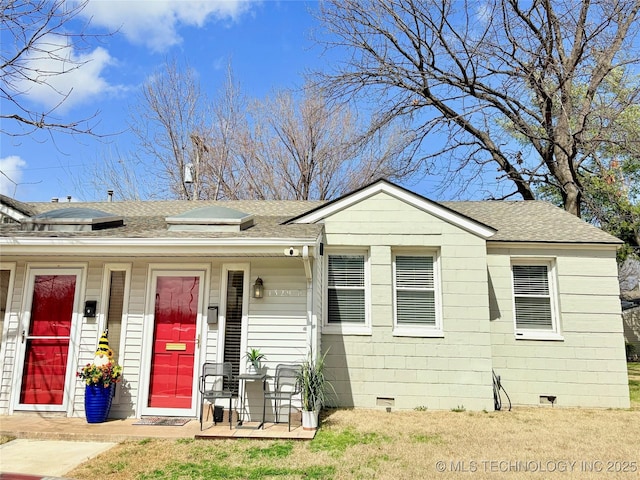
top-left (628, 362), bottom-right (640, 405)
top-left (67, 364), bottom-right (640, 480)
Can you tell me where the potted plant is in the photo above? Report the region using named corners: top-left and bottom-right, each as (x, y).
top-left (297, 349), bottom-right (332, 430)
top-left (245, 348), bottom-right (266, 374)
top-left (77, 332), bottom-right (122, 423)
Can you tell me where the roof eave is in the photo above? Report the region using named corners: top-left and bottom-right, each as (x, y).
top-left (487, 240), bottom-right (622, 250)
top-left (0, 235), bottom-right (322, 257)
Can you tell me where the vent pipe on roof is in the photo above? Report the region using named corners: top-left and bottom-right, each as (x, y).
top-left (67, 195), bottom-right (72, 202)
top-left (51, 197), bottom-right (58, 203)
top-left (107, 190), bottom-right (114, 202)
top-left (184, 163), bottom-right (194, 184)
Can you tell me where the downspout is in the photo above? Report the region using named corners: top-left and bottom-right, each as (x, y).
top-left (302, 245), bottom-right (315, 358)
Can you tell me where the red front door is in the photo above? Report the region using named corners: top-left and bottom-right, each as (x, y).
top-left (20, 275), bottom-right (76, 405)
top-left (148, 276), bottom-right (199, 408)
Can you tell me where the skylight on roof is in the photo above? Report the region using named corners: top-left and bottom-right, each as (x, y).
top-left (22, 208), bottom-right (124, 232)
top-left (166, 206), bottom-right (254, 232)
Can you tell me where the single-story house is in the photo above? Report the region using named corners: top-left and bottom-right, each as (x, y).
top-left (622, 298), bottom-right (640, 359)
top-left (0, 179), bottom-right (630, 421)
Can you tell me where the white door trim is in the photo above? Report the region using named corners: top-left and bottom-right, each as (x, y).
top-left (139, 264), bottom-right (210, 417)
top-left (12, 264), bottom-right (86, 414)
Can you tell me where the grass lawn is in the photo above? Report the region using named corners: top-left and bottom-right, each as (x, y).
top-left (66, 364), bottom-right (640, 480)
top-left (628, 362), bottom-right (640, 405)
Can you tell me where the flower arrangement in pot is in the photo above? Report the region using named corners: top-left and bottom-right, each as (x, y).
top-left (245, 348), bottom-right (266, 374)
top-left (77, 332), bottom-right (122, 423)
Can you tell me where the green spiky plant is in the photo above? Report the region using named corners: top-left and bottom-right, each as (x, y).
top-left (245, 348), bottom-right (266, 371)
top-left (298, 349), bottom-right (333, 412)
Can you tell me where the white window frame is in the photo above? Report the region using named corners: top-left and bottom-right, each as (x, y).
top-left (393, 251), bottom-right (443, 337)
top-left (217, 263), bottom-right (251, 371)
top-left (511, 258), bottom-right (563, 341)
top-left (99, 263), bottom-right (132, 405)
top-left (323, 250), bottom-right (371, 335)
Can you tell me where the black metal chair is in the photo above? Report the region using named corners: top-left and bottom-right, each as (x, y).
top-left (199, 362), bottom-right (235, 430)
top-left (262, 363), bottom-right (302, 431)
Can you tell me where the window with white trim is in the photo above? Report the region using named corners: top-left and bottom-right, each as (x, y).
top-left (511, 261), bottom-right (561, 339)
top-left (326, 253), bottom-right (368, 329)
top-left (393, 254), bottom-right (442, 336)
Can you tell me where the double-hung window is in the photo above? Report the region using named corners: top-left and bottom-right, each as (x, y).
top-left (326, 253), bottom-right (369, 332)
top-left (393, 253), bottom-right (442, 336)
top-left (511, 260), bottom-right (562, 340)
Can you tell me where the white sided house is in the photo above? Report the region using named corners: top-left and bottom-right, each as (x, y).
top-left (0, 180), bottom-right (630, 421)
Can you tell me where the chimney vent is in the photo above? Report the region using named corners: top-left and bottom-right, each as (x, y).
top-left (67, 195), bottom-right (72, 202)
top-left (51, 197), bottom-right (58, 203)
top-left (107, 190), bottom-right (114, 202)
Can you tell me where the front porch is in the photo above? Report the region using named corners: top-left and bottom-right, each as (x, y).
top-left (0, 413), bottom-right (316, 442)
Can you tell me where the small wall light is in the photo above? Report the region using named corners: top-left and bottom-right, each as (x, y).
top-left (253, 277), bottom-right (264, 299)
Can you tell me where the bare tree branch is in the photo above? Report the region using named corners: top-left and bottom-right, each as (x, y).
top-left (100, 61), bottom-right (420, 200)
top-left (1, 0), bottom-right (107, 136)
top-left (315, 0), bottom-right (640, 215)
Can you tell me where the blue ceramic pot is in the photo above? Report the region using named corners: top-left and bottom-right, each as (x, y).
top-left (85, 384), bottom-right (115, 423)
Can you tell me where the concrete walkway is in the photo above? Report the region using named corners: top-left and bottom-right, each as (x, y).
top-left (0, 438), bottom-right (116, 477)
top-left (0, 414), bottom-right (315, 442)
top-left (0, 413), bottom-right (315, 477)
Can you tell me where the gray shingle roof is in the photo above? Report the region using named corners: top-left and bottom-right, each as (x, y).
top-left (0, 194), bottom-right (36, 217)
top-left (442, 200), bottom-right (620, 244)
top-left (0, 196), bottom-right (620, 245)
top-left (26, 199), bottom-right (323, 217)
top-left (0, 200), bottom-right (324, 240)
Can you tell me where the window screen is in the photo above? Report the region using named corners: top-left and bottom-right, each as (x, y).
top-left (512, 264), bottom-right (553, 330)
top-left (327, 255), bottom-right (365, 324)
top-left (395, 255), bottom-right (436, 326)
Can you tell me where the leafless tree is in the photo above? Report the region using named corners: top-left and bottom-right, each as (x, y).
top-left (1, 0), bottom-right (103, 136)
top-left (106, 61), bottom-right (417, 201)
top-left (79, 147), bottom-right (155, 201)
top-left (238, 85), bottom-right (415, 200)
top-left (315, 0), bottom-right (640, 216)
top-left (127, 58), bottom-right (210, 200)
top-left (198, 64), bottom-right (250, 200)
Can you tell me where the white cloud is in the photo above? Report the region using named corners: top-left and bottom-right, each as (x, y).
top-left (16, 34), bottom-right (120, 112)
top-left (0, 156), bottom-right (27, 197)
top-left (78, 0), bottom-right (259, 52)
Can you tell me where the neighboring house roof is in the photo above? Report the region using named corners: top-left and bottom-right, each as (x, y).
top-left (0, 180), bottom-right (621, 245)
top-left (0, 194), bottom-right (34, 215)
top-left (0, 194), bottom-right (35, 222)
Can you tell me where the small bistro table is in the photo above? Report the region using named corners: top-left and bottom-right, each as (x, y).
top-left (236, 372), bottom-right (267, 429)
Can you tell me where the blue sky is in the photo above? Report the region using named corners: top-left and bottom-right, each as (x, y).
top-left (1, 0), bottom-right (332, 201)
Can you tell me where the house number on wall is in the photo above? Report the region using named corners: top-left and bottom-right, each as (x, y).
top-left (267, 289), bottom-right (305, 297)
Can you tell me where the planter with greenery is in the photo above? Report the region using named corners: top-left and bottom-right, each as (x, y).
top-left (297, 349), bottom-right (332, 430)
top-left (245, 348), bottom-right (266, 374)
top-left (77, 332), bottom-right (122, 423)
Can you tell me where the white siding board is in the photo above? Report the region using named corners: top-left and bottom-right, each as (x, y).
top-left (0, 261), bottom-right (25, 414)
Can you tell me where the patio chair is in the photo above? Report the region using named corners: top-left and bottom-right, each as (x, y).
top-left (199, 362), bottom-right (235, 430)
top-left (262, 363), bottom-right (302, 431)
